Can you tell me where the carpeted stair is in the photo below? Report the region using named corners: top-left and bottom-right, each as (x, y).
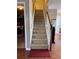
top-left (31, 10), bottom-right (48, 49)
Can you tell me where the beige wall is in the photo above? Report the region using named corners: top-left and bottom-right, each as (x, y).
top-left (34, 0), bottom-right (47, 10)
top-left (48, 9), bottom-right (57, 20)
top-left (35, 0), bottom-right (43, 10)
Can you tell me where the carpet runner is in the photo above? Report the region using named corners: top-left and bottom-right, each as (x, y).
top-left (29, 49), bottom-right (50, 57)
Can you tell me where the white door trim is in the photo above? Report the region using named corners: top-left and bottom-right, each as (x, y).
top-left (17, 2), bottom-right (28, 50)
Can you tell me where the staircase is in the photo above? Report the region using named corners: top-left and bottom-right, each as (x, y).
top-left (31, 10), bottom-right (48, 49)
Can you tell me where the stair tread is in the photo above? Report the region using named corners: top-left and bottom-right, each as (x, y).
top-left (32, 39), bottom-right (47, 40)
top-left (31, 10), bottom-right (48, 49)
top-left (31, 40), bottom-right (48, 44)
top-left (32, 35), bottom-right (46, 37)
top-left (32, 44), bottom-right (48, 46)
top-left (32, 37), bottom-right (47, 39)
top-left (31, 47), bottom-right (48, 49)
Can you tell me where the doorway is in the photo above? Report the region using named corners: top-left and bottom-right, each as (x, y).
top-left (17, 3), bottom-right (25, 49)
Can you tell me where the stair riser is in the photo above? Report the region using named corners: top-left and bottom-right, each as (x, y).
top-left (32, 34), bottom-right (46, 37)
top-left (31, 46), bottom-right (48, 49)
top-left (32, 40), bottom-right (48, 44)
top-left (31, 47), bottom-right (48, 49)
top-left (32, 36), bottom-right (47, 39)
top-left (34, 22), bottom-right (45, 24)
top-left (31, 10), bottom-right (48, 49)
top-left (33, 29), bottom-right (46, 33)
top-left (34, 25), bottom-right (45, 27)
top-left (33, 31), bottom-right (46, 34)
top-left (34, 22), bottom-right (44, 24)
top-left (33, 28), bottom-right (45, 30)
top-left (31, 45), bottom-right (48, 49)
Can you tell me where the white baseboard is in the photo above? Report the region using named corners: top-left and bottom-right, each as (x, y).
top-left (25, 48), bottom-right (31, 51)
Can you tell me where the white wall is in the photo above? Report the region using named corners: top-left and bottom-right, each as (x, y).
top-left (29, 0), bottom-right (34, 50)
top-left (47, 9), bottom-right (61, 34)
top-left (24, 0), bottom-right (31, 50)
top-left (24, 0), bottom-right (34, 50)
top-left (55, 13), bottom-right (61, 34)
top-left (48, 9), bottom-right (57, 27)
top-left (48, 9), bottom-right (57, 20)
top-left (48, 0), bottom-right (61, 13)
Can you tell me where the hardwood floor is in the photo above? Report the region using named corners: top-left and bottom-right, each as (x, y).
top-left (17, 34), bottom-right (61, 59)
top-left (17, 33), bottom-right (25, 48)
top-left (50, 34), bottom-right (61, 59)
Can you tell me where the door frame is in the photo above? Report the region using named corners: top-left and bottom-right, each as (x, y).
top-left (17, 2), bottom-right (27, 50)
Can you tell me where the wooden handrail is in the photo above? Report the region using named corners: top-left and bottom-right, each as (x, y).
top-left (46, 11), bottom-right (52, 29)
